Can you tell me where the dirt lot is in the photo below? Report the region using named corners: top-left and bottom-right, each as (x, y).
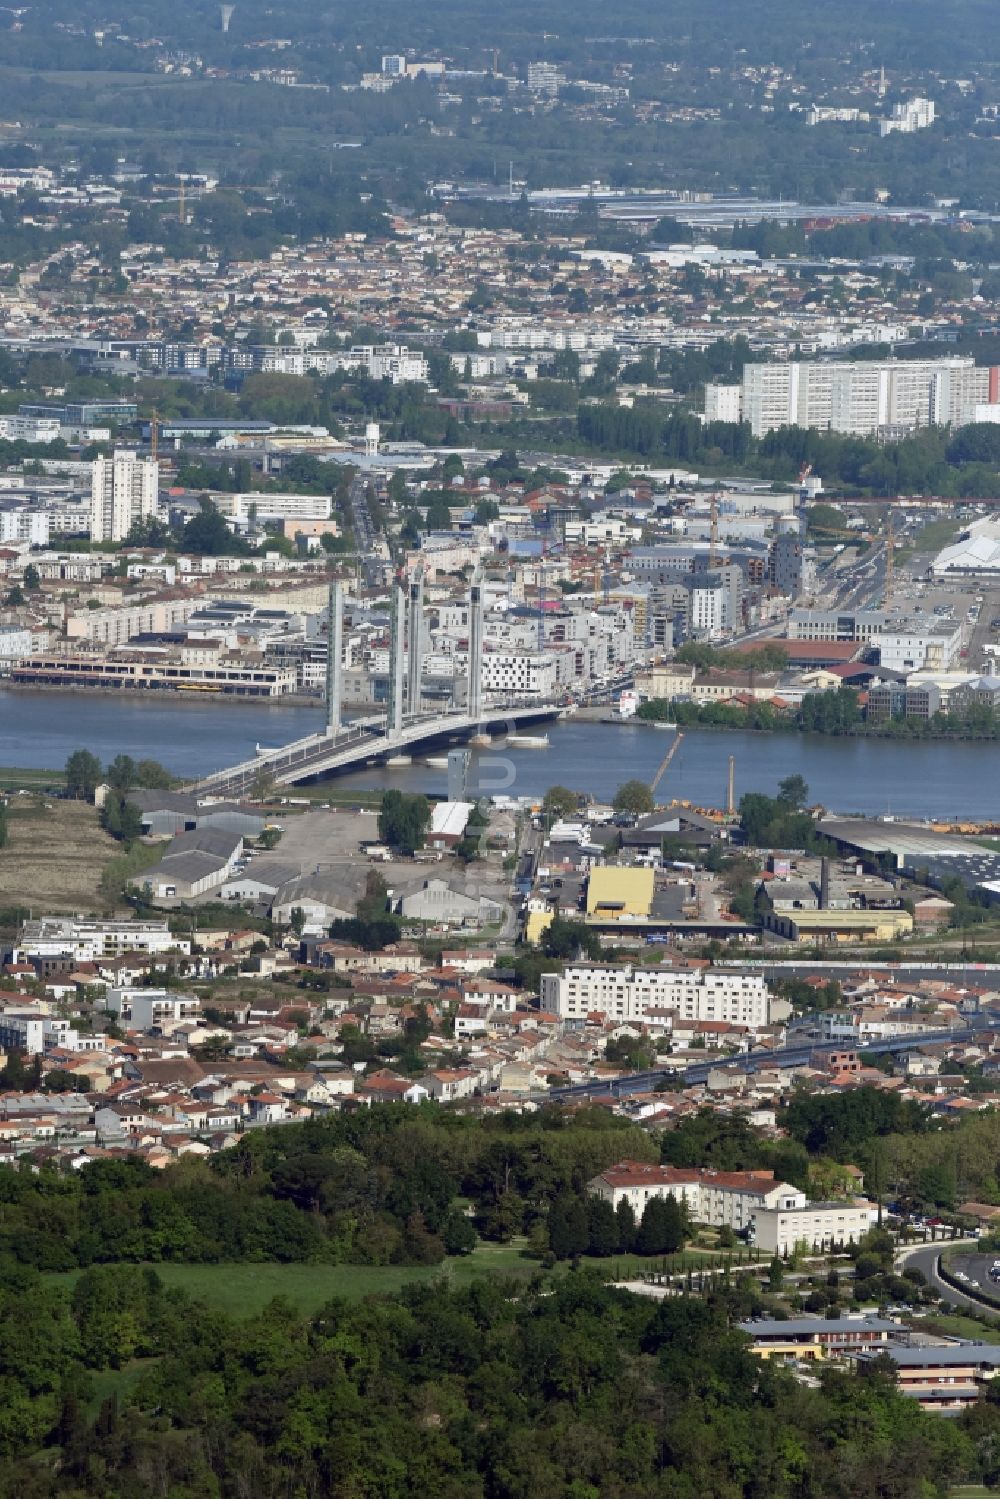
top-left (0, 798), bottom-right (121, 914)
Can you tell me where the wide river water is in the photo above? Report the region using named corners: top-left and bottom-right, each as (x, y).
top-left (2, 687), bottom-right (999, 819)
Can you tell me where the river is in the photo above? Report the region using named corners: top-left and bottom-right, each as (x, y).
top-left (2, 687), bottom-right (999, 818)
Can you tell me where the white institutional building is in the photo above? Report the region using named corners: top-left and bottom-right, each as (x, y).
top-left (589, 1160), bottom-right (878, 1254)
top-left (90, 451), bottom-right (160, 542)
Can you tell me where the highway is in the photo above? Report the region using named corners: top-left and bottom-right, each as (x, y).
top-left (544, 1027), bottom-right (973, 1101)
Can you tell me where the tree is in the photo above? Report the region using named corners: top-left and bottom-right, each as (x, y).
top-left (65, 749), bottom-right (102, 801)
top-left (548, 1192), bottom-right (590, 1260)
top-left (22, 564), bottom-right (39, 591)
top-left (542, 917), bottom-right (603, 961)
top-left (777, 774), bottom-right (809, 810)
top-left (543, 785), bottom-right (579, 820)
top-left (182, 497), bottom-right (244, 556)
top-left (442, 1210), bottom-right (477, 1256)
top-left (135, 759), bottom-right (172, 789)
top-left (636, 1194), bottom-right (685, 1255)
top-left (614, 780), bottom-right (654, 816)
top-left (615, 1198), bottom-right (637, 1253)
top-left (378, 790), bottom-right (430, 855)
top-left (106, 755), bottom-right (137, 794)
top-left (250, 768), bottom-right (276, 802)
top-left (586, 1196), bottom-right (620, 1257)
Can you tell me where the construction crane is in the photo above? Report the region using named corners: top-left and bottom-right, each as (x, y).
top-left (650, 731), bottom-right (684, 798)
top-left (708, 491), bottom-right (720, 568)
top-left (796, 463), bottom-right (813, 535)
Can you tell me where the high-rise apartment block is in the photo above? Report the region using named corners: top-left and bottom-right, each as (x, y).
top-left (90, 451), bottom-right (159, 543)
top-left (879, 96), bottom-right (935, 136)
top-left (736, 357), bottom-right (998, 438)
top-left (526, 61), bottom-right (566, 95)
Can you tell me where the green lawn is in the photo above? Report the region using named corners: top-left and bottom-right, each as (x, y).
top-left (46, 1243), bottom-right (754, 1318)
top-left (920, 1313), bottom-right (1000, 1343)
top-left (0, 765), bottom-right (64, 791)
top-left (50, 1244), bottom-right (543, 1317)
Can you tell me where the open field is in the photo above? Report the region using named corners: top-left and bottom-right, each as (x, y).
top-left (0, 765), bottom-right (65, 792)
top-left (46, 1243), bottom-right (763, 1319)
top-left (920, 1313), bottom-right (1000, 1343)
top-left (0, 798), bottom-right (120, 912)
top-left (49, 1245), bottom-right (544, 1316)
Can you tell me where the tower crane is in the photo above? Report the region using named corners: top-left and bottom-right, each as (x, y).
top-left (708, 491), bottom-right (720, 568)
top-left (649, 731), bottom-right (684, 798)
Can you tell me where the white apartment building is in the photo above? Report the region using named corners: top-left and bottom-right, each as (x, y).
top-left (526, 61), bottom-right (566, 95)
top-left (871, 621), bottom-right (962, 672)
top-left (541, 964), bottom-right (773, 1028)
top-left (880, 96), bottom-right (935, 136)
top-left (753, 1200), bottom-right (878, 1255)
top-left (739, 358), bottom-right (997, 438)
top-left (106, 988), bottom-right (202, 1029)
top-left (261, 344), bottom-right (428, 383)
top-left (0, 415), bottom-right (61, 444)
top-left (589, 1161), bottom-right (805, 1233)
top-left (0, 627), bottom-right (39, 661)
top-left (788, 608), bottom-right (890, 642)
top-left (226, 491), bottom-right (333, 524)
top-left (480, 650), bottom-right (559, 699)
top-left (66, 596), bottom-right (199, 646)
top-left (0, 505), bottom-right (50, 546)
top-left (0, 1012), bottom-right (82, 1056)
top-left (16, 917), bottom-right (189, 963)
top-left (90, 451), bottom-right (159, 542)
top-left (563, 516), bottom-right (643, 547)
top-left (704, 383), bottom-right (743, 424)
top-left (689, 578), bottom-right (733, 637)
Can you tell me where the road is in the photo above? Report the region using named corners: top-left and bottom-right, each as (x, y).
top-left (349, 476), bottom-right (384, 587)
top-left (968, 587), bottom-right (1000, 674)
top-left (897, 1240), bottom-right (988, 1311)
top-left (544, 1026), bottom-right (974, 1101)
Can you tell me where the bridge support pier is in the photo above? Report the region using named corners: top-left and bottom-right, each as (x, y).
top-left (325, 580), bottom-right (344, 736)
top-left (406, 571), bottom-right (423, 713)
top-left (387, 577), bottom-right (406, 741)
top-left (467, 576), bottom-right (484, 723)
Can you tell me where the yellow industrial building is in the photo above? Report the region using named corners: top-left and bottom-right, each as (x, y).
top-left (585, 866), bottom-right (655, 921)
top-left (766, 908), bottom-right (914, 944)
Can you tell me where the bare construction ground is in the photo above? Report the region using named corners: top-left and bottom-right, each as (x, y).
top-left (0, 798), bottom-right (120, 914)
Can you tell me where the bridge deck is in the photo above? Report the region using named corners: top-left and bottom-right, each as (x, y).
top-left (193, 702), bottom-right (562, 796)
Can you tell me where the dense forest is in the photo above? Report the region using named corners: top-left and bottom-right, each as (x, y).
top-left (0, 1263), bottom-right (990, 1497)
top-left (0, 1107), bottom-right (656, 1271)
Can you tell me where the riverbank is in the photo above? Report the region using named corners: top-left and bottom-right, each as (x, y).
top-left (2, 681), bottom-right (326, 710)
top-left (580, 702), bottom-right (1000, 745)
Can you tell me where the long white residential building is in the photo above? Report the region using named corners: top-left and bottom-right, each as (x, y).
top-left (737, 357), bottom-right (998, 438)
top-left (541, 963), bottom-right (773, 1028)
top-left (16, 917), bottom-right (190, 963)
